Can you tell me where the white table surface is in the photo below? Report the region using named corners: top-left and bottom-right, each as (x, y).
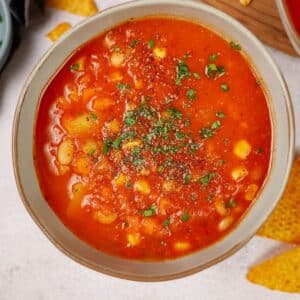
top-left (0, 1), bottom-right (299, 299)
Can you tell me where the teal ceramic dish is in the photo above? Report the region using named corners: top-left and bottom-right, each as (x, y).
top-left (0, 0), bottom-right (12, 71)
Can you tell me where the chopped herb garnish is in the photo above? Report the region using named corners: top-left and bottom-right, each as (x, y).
top-left (181, 213), bottom-right (190, 222)
top-left (229, 41), bottom-right (242, 51)
top-left (117, 82), bottom-right (131, 91)
top-left (225, 198), bottom-right (237, 208)
top-left (175, 60), bottom-right (190, 85)
top-left (216, 159), bottom-right (225, 166)
top-left (205, 63), bottom-right (225, 78)
top-left (148, 38), bottom-right (155, 49)
top-left (209, 53), bottom-right (218, 62)
top-left (199, 127), bottom-right (214, 139)
top-left (257, 147), bottom-right (264, 154)
top-left (207, 192), bottom-right (214, 202)
top-left (220, 83), bottom-right (229, 92)
top-left (113, 45), bottom-right (121, 52)
top-left (112, 131), bottom-right (137, 149)
top-left (70, 63), bottom-right (79, 71)
top-left (183, 173), bottom-right (191, 184)
top-left (165, 97), bottom-right (173, 104)
top-left (163, 218), bottom-right (170, 227)
top-left (88, 113), bottom-right (98, 121)
top-left (157, 165), bottom-right (164, 173)
top-left (185, 119), bottom-right (191, 127)
top-left (103, 140), bottom-right (111, 155)
top-left (143, 205), bottom-right (156, 217)
top-left (186, 88), bottom-right (196, 102)
top-left (124, 111), bottom-right (137, 126)
top-left (193, 72), bottom-right (200, 79)
top-left (211, 120), bottom-right (221, 129)
top-left (216, 111), bottom-right (225, 118)
top-left (189, 142), bottom-right (202, 154)
top-left (125, 181), bottom-right (132, 189)
top-left (87, 149), bottom-right (96, 156)
top-left (129, 39), bottom-right (139, 48)
top-left (191, 193), bottom-right (198, 201)
top-left (165, 107), bottom-right (183, 119)
top-left (175, 131), bottom-right (187, 140)
top-left (198, 172), bottom-right (216, 186)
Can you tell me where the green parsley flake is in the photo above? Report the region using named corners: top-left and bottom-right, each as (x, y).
top-left (186, 88), bottom-right (196, 102)
top-left (216, 111), bottom-right (225, 118)
top-left (70, 63), bottom-right (79, 71)
top-left (143, 205), bottom-right (157, 217)
top-left (220, 83), bottom-right (229, 92)
top-left (183, 173), bottom-right (191, 184)
top-left (129, 39), bottom-right (139, 48)
top-left (88, 113), bottom-right (98, 121)
top-left (225, 198), bottom-right (237, 208)
top-left (229, 41), bottom-right (242, 50)
top-left (211, 120), bottom-right (221, 129)
top-left (165, 107), bottom-right (183, 119)
top-left (148, 38), bottom-right (155, 49)
top-left (205, 63), bottom-right (225, 78)
top-left (163, 218), bottom-right (170, 227)
top-left (175, 60), bottom-right (190, 85)
top-left (87, 149), bottom-right (96, 156)
top-left (103, 140), bottom-right (111, 155)
top-left (193, 72), bottom-right (200, 79)
top-left (181, 213), bottom-right (190, 222)
top-left (198, 172), bottom-right (216, 186)
top-left (124, 111), bottom-right (137, 126)
top-left (117, 82), bottom-right (131, 91)
top-left (209, 53), bottom-right (218, 62)
top-left (199, 127), bottom-right (214, 139)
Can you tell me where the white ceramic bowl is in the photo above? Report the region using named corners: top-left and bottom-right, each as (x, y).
top-left (13, 0), bottom-right (295, 281)
top-left (276, 0), bottom-right (300, 56)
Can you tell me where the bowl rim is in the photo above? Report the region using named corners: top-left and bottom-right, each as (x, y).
top-left (12, 0), bottom-right (295, 281)
top-left (275, 0), bottom-right (300, 56)
top-left (0, 0), bottom-right (13, 70)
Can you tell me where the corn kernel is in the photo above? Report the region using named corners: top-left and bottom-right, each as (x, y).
top-left (110, 52), bottom-right (125, 67)
top-left (153, 47), bottom-right (167, 59)
top-left (215, 200), bottom-right (227, 216)
top-left (113, 173), bottom-right (128, 187)
top-left (73, 157), bottom-right (91, 176)
top-left (134, 179), bottom-right (150, 194)
top-left (110, 71), bottom-right (123, 82)
top-left (231, 166), bottom-right (248, 182)
top-left (122, 139), bottom-right (142, 151)
top-left (218, 216), bottom-right (234, 231)
top-left (93, 211), bottom-right (117, 224)
top-left (174, 242), bottom-right (191, 251)
top-left (234, 139), bottom-right (251, 159)
top-left (127, 233), bottom-right (140, 246)
top-left (162, 180), bottom-right (176, 192)
top-left (93, 97), bottom-right (113, 111)
top-left (245, 184), bottom-right (259, 201)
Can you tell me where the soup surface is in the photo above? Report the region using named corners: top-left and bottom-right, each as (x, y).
top-left (35, 17), bottom-right (271, 260)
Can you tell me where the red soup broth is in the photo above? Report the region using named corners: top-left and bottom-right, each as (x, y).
top-left (34, 17), bottom-right (271, 260)
top-left (285, 0), bottom-right (300, 36)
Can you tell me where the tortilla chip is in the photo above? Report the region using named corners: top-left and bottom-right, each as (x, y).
top-left (46, 0), bottom-right (98, 17)
top-left (47, 22), bottom-right (72, 42)
top-left (247, 247), bottom-right (300, 293)
top-left (258, 156), bottom-right (300, 244)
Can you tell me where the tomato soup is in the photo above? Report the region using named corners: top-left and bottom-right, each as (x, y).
top-left (34, 18), bottom-right (271, 260)
top-left (285, 0), bottom-right (300, 36)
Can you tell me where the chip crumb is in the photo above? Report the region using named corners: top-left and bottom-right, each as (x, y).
top-left (240, 0), bottom-right (252, 6)
top-left (46, 0), bottom-right (98, 16)
top-left (258, 156), bottom-right (300, 244)
top-left (47, 22), bottom-right (72, 42)
top-left (247, 247), bottom-right (300, 293)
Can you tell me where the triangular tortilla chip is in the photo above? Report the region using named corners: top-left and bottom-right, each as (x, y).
top-left (258, 156), bottom-right (300, 244)
top-left (46, 0), bottom-right (98, 17)
top-left (47, 22), bottom-right (72, 42)
top-left (247, 247), bottom-right (300, 293)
